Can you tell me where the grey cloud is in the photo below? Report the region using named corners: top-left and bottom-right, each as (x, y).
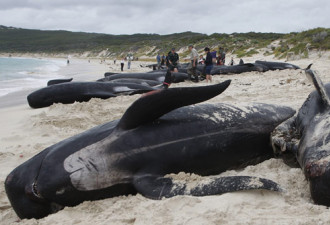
top-left (0, 0), bottom-right (329, 34)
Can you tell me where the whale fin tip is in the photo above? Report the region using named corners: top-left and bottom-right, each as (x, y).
top-left (305, 68), bottom-right (330, 107)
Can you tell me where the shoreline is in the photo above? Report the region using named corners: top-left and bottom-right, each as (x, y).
top-left (0, 57), bottom-right (151, 109)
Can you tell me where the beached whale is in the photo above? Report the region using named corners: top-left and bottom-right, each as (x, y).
top-left (27, 82), bottom-right (155, 108)
top-left (255, 61), bottom-right (300, 70)
top-left (47, 78), bottom-right (73, 86)
top-left (141, 63), bottom-right (166, 70)
top-left (271, 66), bottom-right (330, 206)
top-left (6, 81), bottom-right (296, 219)
top-left (97, 72), bottom-right (188, 83)
top-left (210, 63), bottom-right (269, 75)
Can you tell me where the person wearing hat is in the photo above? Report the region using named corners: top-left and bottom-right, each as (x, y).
top-left (204, 47), bottom-right (213, 83)
top-left (163, 48), bottom-right (179, 89)
top-left (187, 44), bottom-right (199, 82)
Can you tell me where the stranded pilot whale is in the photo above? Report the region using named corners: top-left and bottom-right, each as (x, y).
top-left (6, 80), bottom-right (296, 219)
top-left (27, 82), bottom-right (155, 108)
top-left (271, 65), bottom-right (330, 206)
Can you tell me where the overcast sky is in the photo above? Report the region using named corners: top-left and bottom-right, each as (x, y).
top-left (1, 0), bottom-right (329, 35)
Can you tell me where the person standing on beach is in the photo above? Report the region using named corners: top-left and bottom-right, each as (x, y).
top-left (163, 48), bottom-right (179, 89)
top-left (229, 57), bottom-right (234, 66)
top-left (187, 44), bottom-right (199, 82)
top-left (120, 58), bottom-right (125, 71)
top-left (204, 47), bottom-right (213, 83)
top-left (127, 56), bottom-right (132, 69)
top-left (161, 54), bottom-right (165, 66)
top-left (218, 47), bottom-right (226, 65)
top-left (156, 53), bottom-right (161, 70)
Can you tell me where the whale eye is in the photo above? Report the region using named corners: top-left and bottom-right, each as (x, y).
top-left (56, 188), bottom-right (65, 195)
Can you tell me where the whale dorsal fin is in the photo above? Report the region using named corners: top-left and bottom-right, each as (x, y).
top-left (117, 80), bottom-right (231, 130)
top-left (305, 63), bottom-right (313, 70)
top-left (305, 67), bottom-right (330, 108)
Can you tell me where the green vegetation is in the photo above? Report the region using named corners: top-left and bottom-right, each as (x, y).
top-left (0, 25), bottom-right (329, 59)
top-left (273, 28), bottom-right (330, 59)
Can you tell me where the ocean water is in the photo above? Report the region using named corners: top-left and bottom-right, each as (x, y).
top-left (0, 57), bottom-right (66, 97)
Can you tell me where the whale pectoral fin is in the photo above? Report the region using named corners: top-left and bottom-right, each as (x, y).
top-left (117, 80), bottom-right (231, 130)
top-left (305, 67), bottom-right (330, 107)
top-left (189, 176), bottom-right (282, 196)
top-left (133, 174), bottom-right (282, 200)
top-left (133, 174), bottom-right (186, 199)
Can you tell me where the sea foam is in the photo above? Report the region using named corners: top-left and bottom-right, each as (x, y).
top-left (0, 57), bottom-right (66, 97)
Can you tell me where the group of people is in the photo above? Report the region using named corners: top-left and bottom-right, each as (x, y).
top-left (116, 56), bottom-right (134, 71)
top-left (161, 45), bottom-right (215, 89)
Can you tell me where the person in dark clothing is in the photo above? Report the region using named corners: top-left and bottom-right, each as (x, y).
top-left (204, 47), bottom-right (213, 83)
top-left (165, 54), bottom-right (169, 67)
top-left (163, 48), bottom-right (179, 89)
top-left (120, 58), bottom-right (125, 71)
top-left (229, 57), bottom-right (234, 65)
top-left (167, 48), bottom-right (179, 71)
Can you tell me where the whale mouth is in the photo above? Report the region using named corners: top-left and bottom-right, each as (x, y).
top-left (30, 181), bottom-right (64, 214)
top-left (32, 181), bottom-right (44, 200)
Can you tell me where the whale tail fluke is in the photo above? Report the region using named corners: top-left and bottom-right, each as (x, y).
top-left (305, 67), bottom-right (330, 108)
top-left (133, 174), bottom-right (281, 200)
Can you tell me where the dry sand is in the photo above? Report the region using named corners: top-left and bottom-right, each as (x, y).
top-left (0, 53), bottom-right (330, 225)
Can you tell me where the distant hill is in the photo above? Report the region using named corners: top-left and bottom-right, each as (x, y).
top-left (0, 25), bottom-right (329, 59)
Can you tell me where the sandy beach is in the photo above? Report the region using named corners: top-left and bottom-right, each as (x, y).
top-left (1, 52), bottom-right (330, 225)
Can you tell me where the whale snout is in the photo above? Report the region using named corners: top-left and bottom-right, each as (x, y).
top-left (5, 170), bottom-right (54, 219)
top-left (4, 147), bottom-right (63, 219)
top-left (309, 171), bottom-right (330, 206)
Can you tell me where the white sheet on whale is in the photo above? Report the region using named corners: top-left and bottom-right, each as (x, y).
top-left (113, 86), bottom-right (134, 93)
